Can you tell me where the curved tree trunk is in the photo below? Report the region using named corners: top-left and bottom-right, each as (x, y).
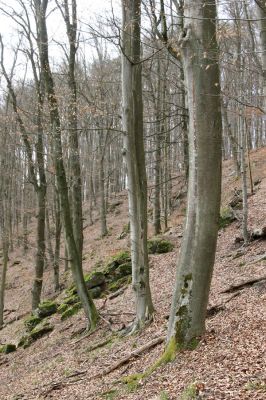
top-left (167, 0), bottom-right (222, 348)
top-left (121, 0), bottom-right (154, 331)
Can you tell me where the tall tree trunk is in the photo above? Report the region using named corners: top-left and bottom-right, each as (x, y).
top-left (121, 0), bottom-right (154, 331)
top-left (34, 0), bottom-right (98, 329)
top-left (0, 236), bottom-right (8, 329)
top-left (167, 0), bottom-right (222, 349)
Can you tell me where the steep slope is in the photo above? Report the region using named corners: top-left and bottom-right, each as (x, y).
top-left (0, 147), bottom-right (265, 400)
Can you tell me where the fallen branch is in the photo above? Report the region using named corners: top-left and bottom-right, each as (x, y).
top-left (100, 335), bottom-right (165, 377)
top-left (207, 292), bottom-right (240, 317)
top-left (87, 335), bottom-right (114, 352)
top-left (245, 253), bottom-right (266, 267)
top-left (221, 276), bottom-right (266, 294)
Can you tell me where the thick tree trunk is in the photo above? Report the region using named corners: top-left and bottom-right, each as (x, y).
top-left (121, 0), bottom-right (154, 330)
top-left (167, 0), bottom-right (222, 348)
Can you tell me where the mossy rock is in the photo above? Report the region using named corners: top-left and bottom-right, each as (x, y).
top-left (85, 271), bottom-right (105, 290)
top-left (18, 321), bottom-right (53, 349)
top-left (107, 276), bottom-right (131, 292)
top-left (104, 251), bottom-right (131, 277)
top-left (148, 238), bottom-right (174, 254)
top-left (57, 302), bottom-right (69, 315)
top-left (60, 302), bottom-right (82, 320)
top-left (67, 271), bottom-right (105, 296)
top-left (0, 343), bottom-right (16, 354)
top-left (24, 315), bottom-right (42, 332)
top-left (116, 262), bottom-right (132, 278)
top-left (89, 286), bottom-right (103, 299)
top-left (219, 207), bottom-right (236, 229)
top-left (35, 300), bottom-right (58, 318)
top-left (30, 321), bottom-right (54, 341)
top-left (63, 294), bottom-right (79, 306)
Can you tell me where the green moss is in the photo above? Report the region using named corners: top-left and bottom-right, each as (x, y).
top-left (219, 207), bottom-right (235, 229)
top-left (245, 380), bottom-right (266, 392)
top-left (89, 286), bottom-right (102, 298)
top-left (18, 321), bottom-right (54, 349)
top-left (160, 391), bottom-right (170, 400)
top-left (84, 271), bottom-right (105, 288)
top-left (57, 302), bottom-right (69, 314)
top-left (67, 271), bottom-right (105, 296)
top-left (101, 389), bottom-right (119, 399)
top-left (122, 373), bottom-right (143, 392)
top-left (24, 315), bottom-right (42, 332)
top-left (148, 238), bottom-right (174, 254)
top-left (107, 276), bottom-right (131, 292)
top-left (60, 302), bottom-right (82, 320)
top-left (122, 337), bottom-right (177, 390)
top-left (179, 383), bottom-right (197, 399)
top-left (0, 343), bottom-right (16, 354)
top-left (110, 250), bottom-right (130, 264)
top-left (186, 337), bottom-right (200, 351)
top-left (30, 321), bottom-right (54, 341)
top-left (18, 335), bottom-right (32, 349)
top-left (36, 300), bottom-right (58, 318)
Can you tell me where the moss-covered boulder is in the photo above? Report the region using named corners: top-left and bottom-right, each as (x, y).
top-left (67, 271), bottom-right (105, 297)
top-left (219, 207), bottom-right (236, 229)
top-left (30, 321), bottom-right (53, 340)
top-left (103, 251), bottom-right (131, 276)
top-left (0, 344), bottom-right (16, 354)
top-left (35, 300), bottom-right (58, 318)
top-left (24, 315), bottom-right (42, 332)
top-left (60, 302), bottom-right (82, 320)
top-left (107, 276), bottom-right (132, 292)
top-left (85, 271), bottom-right (105, 290)
top-left (18, 321), bottom-right (54, 349)
top-left (148, 238), bottom-right (174, 254)
top-left (89, 286), bottom-right (102, 299)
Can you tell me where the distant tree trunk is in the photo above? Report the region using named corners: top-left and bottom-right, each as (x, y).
top-left (99, 149), bottom-right (108, 237)
top-left (0, 35), bottom-right (47, 310)
top-left (121, 0), bottom-right (154, 331)
top-left (54, 188), bottom-right (61, 291)
top-left (0, 235), bottom-right (8, 329)
top-left (256, 1), bottom-right (266, 112)
top-left (240, 116), bottom-right (249, 244)
top-left (167, 0), bottom-right (222, 349)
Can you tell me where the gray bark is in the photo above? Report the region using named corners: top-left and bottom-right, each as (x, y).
top-left (167, 0), bottom-right (222, 347)
top-left (121, 0), bottom-right (154, 330)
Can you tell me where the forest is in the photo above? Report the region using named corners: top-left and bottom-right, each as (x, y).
top-left (0, 0), bottom-right (265, 399)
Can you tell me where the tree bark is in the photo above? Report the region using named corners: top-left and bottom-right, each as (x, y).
top-left (34, 0), bottom-right (98, 329)
top-left (121, 0), bottom-right (154, 330)
top-left (167, 0), bottom-right (222, 347)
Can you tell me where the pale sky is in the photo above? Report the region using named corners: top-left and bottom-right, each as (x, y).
top-left (0, 0), bottom-right (121, 81)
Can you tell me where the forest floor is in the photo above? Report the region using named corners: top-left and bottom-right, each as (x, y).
top-left (0, 147), bottom-right (266, 400)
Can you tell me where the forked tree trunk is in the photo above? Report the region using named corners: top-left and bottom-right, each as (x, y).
top-left (121, 0), bottom-right (154, 330)
top-left (34, 0), bottom-right (98, 329)
top-left (167, 0), bottom-right (222, 348)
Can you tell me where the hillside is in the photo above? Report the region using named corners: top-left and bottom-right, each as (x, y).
top-left (0, 147), bottom-right (265, 400)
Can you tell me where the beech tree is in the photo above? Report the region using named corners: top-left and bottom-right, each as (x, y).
top-left (166, 0), bottom-right (222, 349)
top-left (33, 0), bottom-right (98, 329)
top-left (121, 0), bottom-right (154, 331)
